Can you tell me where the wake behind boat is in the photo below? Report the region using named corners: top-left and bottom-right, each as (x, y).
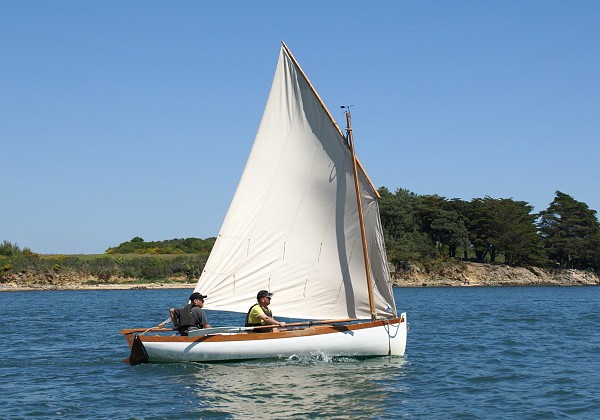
top-left (120, 42), bottom-right (407, 364)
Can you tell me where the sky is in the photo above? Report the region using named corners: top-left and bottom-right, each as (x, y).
top-left (1, 1), bottom-right (599, 254)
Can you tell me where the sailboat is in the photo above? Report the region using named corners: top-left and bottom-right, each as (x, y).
top-left (120, 42), bottom-right (407, 364)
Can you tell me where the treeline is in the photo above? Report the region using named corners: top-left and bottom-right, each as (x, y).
top-left (0, 238), bottom-right (211, 282)
top-left (106, 237), bottom-right (216, 254)
top-left (0, 248), bottom-right (207, 282)
top-left (379, 188), bottom-right (600, 272)
top-left (2, 188), bottom-right (599, 282)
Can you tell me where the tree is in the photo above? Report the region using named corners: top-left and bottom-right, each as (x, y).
top-left (489, 198), bottom-right (544, 266)
top-left (413, 194), bottom-right (447, 237)
top-left (429, 209), bottom-right (470, 258)
top-left (105, 237), bottom-right (216, 254)
top-left (379, 188), bottom-right (438, 267)
top-left (378, 187), bottom-right (417, 243)
top-left (538, 191), bottom-right (600, 269)
top-left (0, 241), bottom-right (21, 256)
top-left (460, 197), bottom-right (542, 264)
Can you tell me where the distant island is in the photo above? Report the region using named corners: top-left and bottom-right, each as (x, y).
top-left (1, 261), bottom-right (598, 292)
top-left (4, 186), bottom-right (600, 294)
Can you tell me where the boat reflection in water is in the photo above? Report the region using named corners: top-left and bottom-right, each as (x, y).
top-left (184, 356), bottom-right (408, 417)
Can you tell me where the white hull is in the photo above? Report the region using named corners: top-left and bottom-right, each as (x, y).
top-left (123, 315), bottom-right (407, 363)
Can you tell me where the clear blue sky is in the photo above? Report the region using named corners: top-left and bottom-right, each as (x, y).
top-left (2, 1), bottom-right (599, 254)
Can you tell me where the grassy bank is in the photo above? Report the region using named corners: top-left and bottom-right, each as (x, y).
top-left (1, 253), bottom-right (208, 286)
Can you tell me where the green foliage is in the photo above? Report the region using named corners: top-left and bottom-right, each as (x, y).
top-left (0, 253), bottom-right (209, 282)
top-left (379, 187), bottom-right (418, 243)
top-left (460, 197), bottom-right (545, 265)
top-left (378, 186), bottom-right (599, 271)
top-left (106, 237), bottom-right (216, 254)
top-left (538, 191), bottom-right (600, 269)
top-left (0, 237), bottom-right (213, 283)
top-left (4, 189), bottom-right (600, 278)
top-left (0, 241), bottom-right (22, 257)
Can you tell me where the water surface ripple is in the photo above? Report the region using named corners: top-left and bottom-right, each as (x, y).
top-left (1, 287), bottom-right (599, 418)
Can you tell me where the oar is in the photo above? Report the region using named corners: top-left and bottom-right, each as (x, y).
top-left (191, 319), bottom-right (358, 335)
top-left (250, 317), bottom-right (358, 330)
top-left (120, 318), bottom-right (173, 335)
top-left (157, 317), bottom-right (171, 328)
top-left (120, 317), bottom-right (359, 335)
top-left (186, 326), bottom-right (254, 336)
top-left (139, 317), bottom-right (172, 335)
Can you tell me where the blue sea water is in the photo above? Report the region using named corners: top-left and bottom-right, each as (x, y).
top-left (1, 286), bottom-right (599, 419)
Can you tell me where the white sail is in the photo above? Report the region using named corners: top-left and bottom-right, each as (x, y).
top-left (195, 44), bottom-right (396, 320)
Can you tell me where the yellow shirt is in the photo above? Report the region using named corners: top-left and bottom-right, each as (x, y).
top-left (246, 304), bottom-right (272, 325)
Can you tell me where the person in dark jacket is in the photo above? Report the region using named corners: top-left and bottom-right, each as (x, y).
top-left (170, 292), bottom-right (212, 335)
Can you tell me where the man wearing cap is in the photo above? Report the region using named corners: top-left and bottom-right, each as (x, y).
top-left (170, 292), bottom-right (212, 336)
top-left (245, 290), bottom-right (286, 332)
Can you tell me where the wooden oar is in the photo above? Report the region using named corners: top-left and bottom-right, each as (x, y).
top-left (120, 317), bottom-right (358, 335)
top-left (250, 317), bottom-right (358, 330)
top-left (187, 326), bottom-right (254, 336)
top-left (120, 317), bottom-right (173, 335)
top-left (120, 326), bottom-right (176, 334)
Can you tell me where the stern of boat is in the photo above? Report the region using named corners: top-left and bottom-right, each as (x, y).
top-left (119, 328), bottom-right (151, 365)
top-left (388, 313), bottom-right (408, 356)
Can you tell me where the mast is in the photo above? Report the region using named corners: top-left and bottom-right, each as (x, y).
top-left (344, 109), bottom-right (376, 320)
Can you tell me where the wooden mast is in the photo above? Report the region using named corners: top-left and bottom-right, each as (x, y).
top-left (281, 41), bottom-right (377, 319)
top-left (345, 110), bottom-right (376, 320)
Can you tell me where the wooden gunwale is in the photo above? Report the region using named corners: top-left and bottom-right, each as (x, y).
top-left (122, 318), bottom-right (402, 347)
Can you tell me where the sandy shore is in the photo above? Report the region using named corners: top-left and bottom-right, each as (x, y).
top-left (0, 282), bottom-right (198, 292)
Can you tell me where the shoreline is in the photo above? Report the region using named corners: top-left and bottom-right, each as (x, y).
top-left (0, 282), bottom-right (198, 292)
top-left (391, 262), bottom-right (600, 287)
top-left (2, 281), bottom-right (599, 293)
top-left (2, 262), bottom-right (599, 292)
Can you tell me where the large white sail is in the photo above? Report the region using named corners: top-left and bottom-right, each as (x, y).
top-left (195, 44), bottom-right (396, 320)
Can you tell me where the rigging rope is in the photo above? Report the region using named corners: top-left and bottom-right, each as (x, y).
top-left (383, 319), bottom-right (402, 355)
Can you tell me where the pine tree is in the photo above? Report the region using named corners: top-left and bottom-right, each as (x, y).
top-left (538, 191), bottom-right (600, 269)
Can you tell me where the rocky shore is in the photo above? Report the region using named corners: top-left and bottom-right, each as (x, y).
top-left (0, 272), bottom-right (197, 292)
top-left (1, 262), bottom-right (599, 292)
top-left (392, 262), bottom-right (600, 287)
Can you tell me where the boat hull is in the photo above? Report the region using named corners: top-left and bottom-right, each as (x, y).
top-left (121, 314), bottom-right (407, 363)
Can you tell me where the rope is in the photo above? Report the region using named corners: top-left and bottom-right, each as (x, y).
top-left (383, 319), bottom-right (391, 355)
top-left (382, 318), bottom-right (402, 355)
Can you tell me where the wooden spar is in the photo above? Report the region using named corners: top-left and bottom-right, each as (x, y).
top-left (280, 42), bottom-right (343, 136)
top-left (345, 110), bottom-right (376, 320)
top-left (253, 317), bottom-right (358, 329)
top-left (280, 41), bottom-right (380, 199)
top-left (119, 318), bottom-right (359, 335)
top-left (281, 41), bottom-right (377, 318)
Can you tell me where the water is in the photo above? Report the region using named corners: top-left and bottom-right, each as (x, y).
top-left (1, 287), bottom-right (599, 419)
